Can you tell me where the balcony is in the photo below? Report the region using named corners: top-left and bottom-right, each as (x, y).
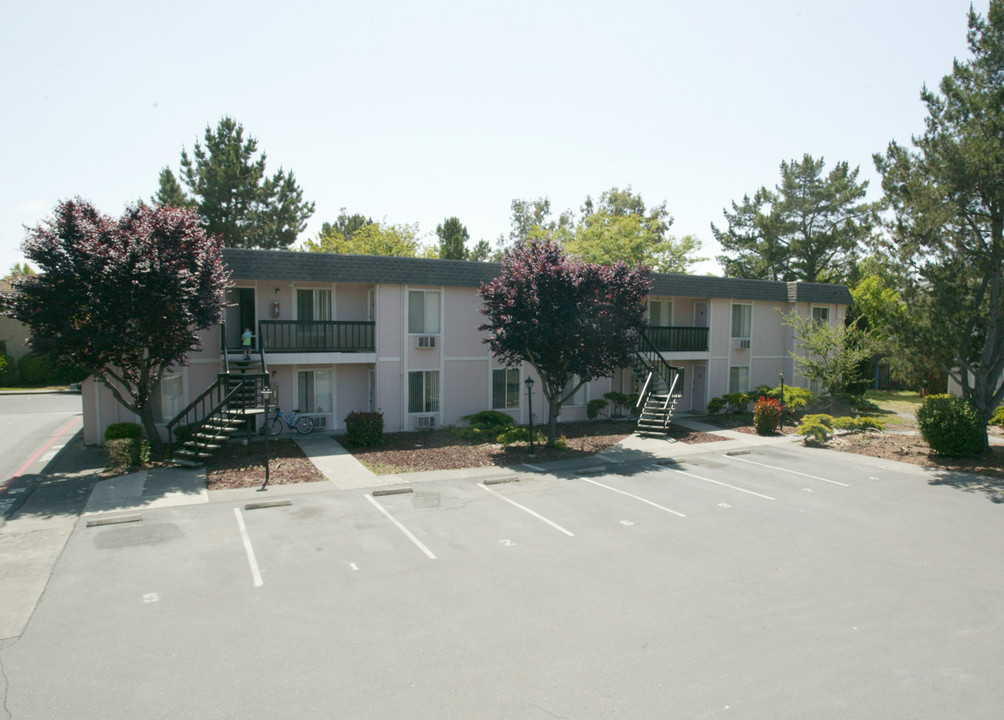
top-left (259, 320), bottom-right (375, 353)
top-left (642, 326), bottom-right (709, 353)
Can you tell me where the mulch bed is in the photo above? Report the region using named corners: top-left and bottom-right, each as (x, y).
top-left (205, 439), bottom-right (325, 490)
top-left (340, 421), bottom-right (728, 475)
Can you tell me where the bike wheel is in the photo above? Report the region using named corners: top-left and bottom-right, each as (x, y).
top-left (264, 418), bottom-right (282, 437)
top-left (294, 416), bottom-right (315, 434)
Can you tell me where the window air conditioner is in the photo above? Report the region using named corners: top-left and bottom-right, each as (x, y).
top-left (733, 338), bottom-right (751, 350)
top-left (416, 415), bottom-right (436, 430)
top-left (415, 335), bottom-right (437, 349)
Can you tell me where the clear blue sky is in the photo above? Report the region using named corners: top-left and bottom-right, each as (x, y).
top-left (0, 0), bottom-right (984, 275)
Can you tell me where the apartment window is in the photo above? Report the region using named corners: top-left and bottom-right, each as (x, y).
top-left (565, 374), bottom-right (587, 406)
top-left (648, 300), bottom-right (673, 326)
top-left (408, 370), bottom-right (440, 413)
top-left (297, 369), bottom-right (332, 413)
top-left (158, 373), bottom-right (184, 423)
top-left (492, 368), bottom-right (520, 409)
top-left (731, 304), bottom-right (752, 338)
top-left (812, 306), bottom-right (830, 324)
top-left (297, 289), bottom-right (332, 321)
top-left (408, 290), bottom-right (441, 334)
top-left (729, 366), bottom-right (750, 394)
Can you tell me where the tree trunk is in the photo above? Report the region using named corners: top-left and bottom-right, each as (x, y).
top-left (546, 399), bottom-right (561, 447)
top-left (137, 402), bottom-right (166, 458)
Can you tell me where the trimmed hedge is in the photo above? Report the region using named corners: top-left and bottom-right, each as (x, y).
top-left (105, 422), bottom-right (143, 442)
top-left (917, 394), bottom-right (983, 457)
top-left (345, 411), bottom-right (384, 447)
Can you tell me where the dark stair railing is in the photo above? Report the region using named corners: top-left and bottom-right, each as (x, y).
top-left (632, 332), bottom-right (685, 435)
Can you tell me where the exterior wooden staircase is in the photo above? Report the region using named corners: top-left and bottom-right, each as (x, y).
top-left (631, 335), bottom-right (684, 437)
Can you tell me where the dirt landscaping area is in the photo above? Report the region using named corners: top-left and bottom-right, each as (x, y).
top-left (339, 421), bottom-right (727, 475)
top-left (206, 439), bottom-right (325, 490)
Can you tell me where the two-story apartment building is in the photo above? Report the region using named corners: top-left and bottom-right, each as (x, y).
top-left (80, 249), bottom-right (852, 446)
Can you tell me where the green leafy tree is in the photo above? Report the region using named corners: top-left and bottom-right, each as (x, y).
top-left (151, 167), bottom-right (193, 208)
top-left (478, 238), bottom-right (651, 445)
top-left (713, 154), bottom-right (879, 283)
top-left (6, 262), bottom-right (35, 278)
top-left (0, 200), bottom-right (229, 454)
top-left (784, 311), bottom-right (871, 405)
top-left (178, 117), bottom-right (314, 249)
top-left (874, 2), bottom-right (1004, 451)
top-left (469, 239), bottom-right (491, 262)
top-left (567, 187), bottom-right (704, 272)
top-left (304, 220), bottom-right (421, 256)
top-left (436, 217), bottom-right (471, 260)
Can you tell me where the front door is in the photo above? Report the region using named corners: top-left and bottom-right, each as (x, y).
top-left (225, 288), bottom-right (256, 349)
top-left (691, 364), bottom-right (707, 412)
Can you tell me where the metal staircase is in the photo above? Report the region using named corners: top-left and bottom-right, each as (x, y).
top-left (165, 322), bottom-right (270, 466)
top-left (632, 334), bottom-right (684, 437)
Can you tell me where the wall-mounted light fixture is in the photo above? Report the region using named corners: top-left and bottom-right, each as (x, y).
top-left (274, 287), bottom-right (280, 296)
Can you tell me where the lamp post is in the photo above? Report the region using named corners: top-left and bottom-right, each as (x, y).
top-left (524, 376), bottom-right (535, 457)
top-left (778, 372), bottom-right (785, 431)
top-left (260, 387), bottom-right (273, 491)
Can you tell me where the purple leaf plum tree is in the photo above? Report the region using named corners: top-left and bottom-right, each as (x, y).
top-left (1, 199), bottom-right (230, 454)
top-left (479, 239), bottom-right (650, 445)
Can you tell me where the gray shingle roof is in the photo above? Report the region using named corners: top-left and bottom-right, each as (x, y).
top-left (222, 248), bottom-right (852, 305)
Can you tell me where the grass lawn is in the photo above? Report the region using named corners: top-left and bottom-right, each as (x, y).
top-left (864, 389), bottom-right (924, 415)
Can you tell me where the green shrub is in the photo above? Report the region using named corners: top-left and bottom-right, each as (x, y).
top-left (105, 438), bottom-right (151, 467)
top-left (603, 391), bottom-right (633, 417)
top-left (753, 396), bottom-right (782, 435)
top-left (345, 411), bottom-right (384, 447)
top-left (706, 396), bottom-right (727, 414)
top-left (831, 415), bottom-right (886, 432)
top-left (496, 426), bottom-right (547, 447)
top-left (989, 406), bottom-right (1004, 428)
top-left (465, 410), bottom-right (515, 430)
top-left (105, 422), bottom-right (143, 442)
top-left (797, 414), bottom-right (834, 444)
top-left (455, 410), bottom-right (515, 442)
top-left (0, 354), bottom-right (16, 386)
top-left (17, 353), bottom-right (58, 385)
top-left (586, 398), bottom-right (609, 420)
top-left (917, 394), bottom-right (983, 457)
top-left (723, 392), bottom-right (751, 413)
top-left (782, 386), bottom-right (815, 412)
top-left (753, 384), bottom-right (775, 400)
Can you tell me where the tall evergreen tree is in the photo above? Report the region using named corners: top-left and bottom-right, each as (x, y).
top-left (436, 217), bottom-right (470, 260)
top-left (178, 117), bottom-right (314, 249)
top-left (151, 167), bottom-right (193, 208)
top-left (713, 155), bottom-right (878, 283)
top-left (875, 1), bottom-right (1004, 451)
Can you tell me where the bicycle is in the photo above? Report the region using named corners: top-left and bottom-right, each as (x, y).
top-left (263, 407), bottom-right (315, 436)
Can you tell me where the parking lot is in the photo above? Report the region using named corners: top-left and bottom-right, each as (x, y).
top-left (3, 443), bottom-right (1004, 719)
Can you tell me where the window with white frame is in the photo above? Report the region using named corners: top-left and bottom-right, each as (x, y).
top-left (812, 306), bottom-right (830, 324)
top-left (158, 373), bottom-right (184, 423)
top-left (729, 366), bottom-right (750, 394)
top-left (648, 300), bottom-right (673, 326)
top-left (297, 369), bottom-right (332, 413)
top-left (492, 368), bottom-right (520, 409)
top-left (731, 303), bottom-right (752, 338)
top-left (408, 370), bottom-right (440, 413)
top-left (408, 290), bottom-right (441, 334)
top-left (296, 288), bottom-right (332, 321)
top-left (565, 374), bottom-right (587, 406)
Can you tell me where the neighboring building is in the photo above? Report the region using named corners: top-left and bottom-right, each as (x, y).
top-left (0, 279), bottom-right (31, 363)
top-left (80, 249), bottom-right (852, 446)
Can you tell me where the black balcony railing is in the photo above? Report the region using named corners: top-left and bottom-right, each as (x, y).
top-left (258, 320), bottom-right (375, 352)
top-left (642, 326), bottom-right (709, 352)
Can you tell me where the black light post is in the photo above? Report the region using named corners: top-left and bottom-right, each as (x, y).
top-left (778, 372), bottom-right (785, 431)
top-left (525, 376), bottom-right (535, 457)
top-left (260, 387), bottom-right (273, 491)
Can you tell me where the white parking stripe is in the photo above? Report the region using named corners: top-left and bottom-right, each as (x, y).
top-left (726, 455), bottom-right (850, 487)
top-left (478, 483), bottom-right (575, 536)
top-left (233, 508), bottom-right (264, 587)
top-left (581, 478), bottom-right (687, 518)
top-left (365, 495), bottom-right (438, 559)
top-left (666, 467), bottom-right (776, 501)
